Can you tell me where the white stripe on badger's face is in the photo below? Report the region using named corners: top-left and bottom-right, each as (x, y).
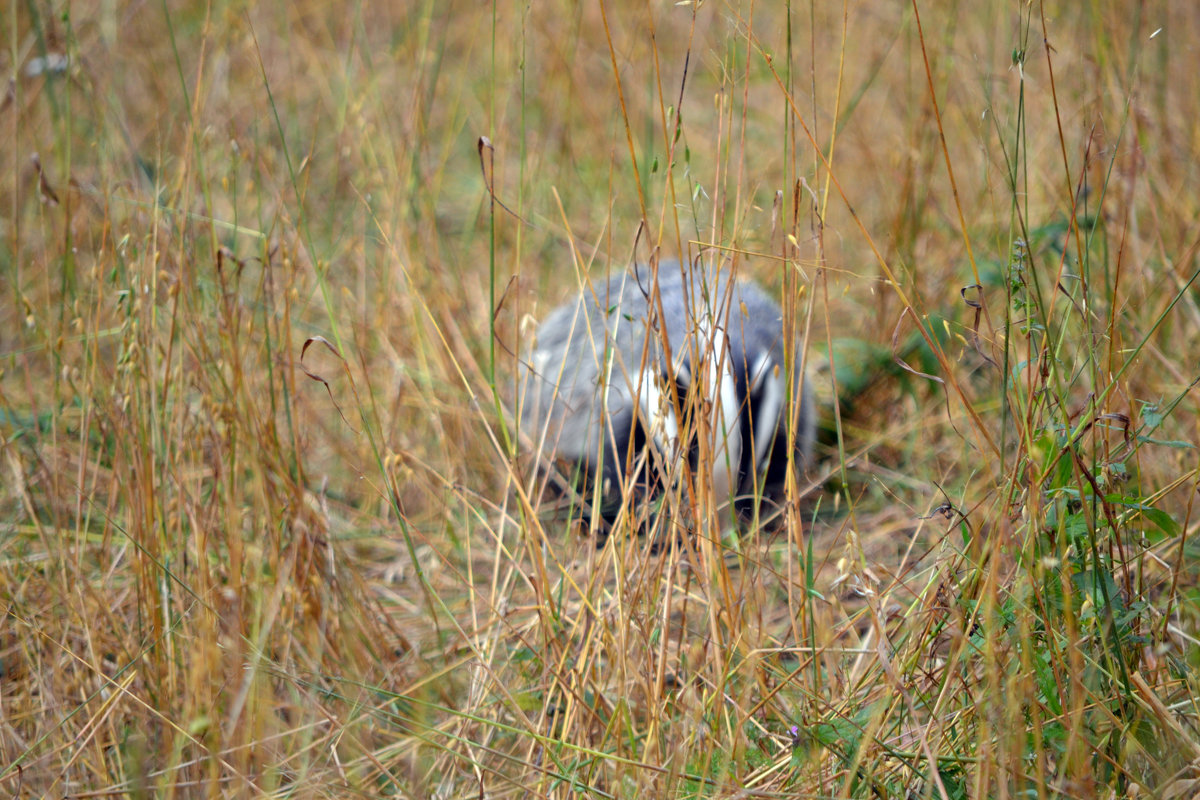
top-left (637, 367), bottom-right (681, 462)
top-left (681, 304), bottom-right (744, 512)
top-left (705, 353), bottom-right (742, 510)
top-left (747, 353), bottom-right (786, 484)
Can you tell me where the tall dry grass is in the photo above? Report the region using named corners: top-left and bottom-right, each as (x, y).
top-left (2, 1), bottom-right (1199, 797)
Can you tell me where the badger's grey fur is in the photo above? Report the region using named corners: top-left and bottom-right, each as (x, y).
top-left (522, 259), bottom-right (815, 520)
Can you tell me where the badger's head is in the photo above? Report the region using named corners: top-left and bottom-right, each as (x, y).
top-left (634, 316), bottom-right (792, 516)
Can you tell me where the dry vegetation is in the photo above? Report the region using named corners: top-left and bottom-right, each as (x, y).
top-left (3, 1), bottom-right (1200, 797)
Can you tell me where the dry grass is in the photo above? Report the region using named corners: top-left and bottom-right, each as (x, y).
top-left (2, 1), bottom-right (1199, 797)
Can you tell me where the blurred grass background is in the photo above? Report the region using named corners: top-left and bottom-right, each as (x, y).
top-left (3, 1), bottom-right (1200, 797)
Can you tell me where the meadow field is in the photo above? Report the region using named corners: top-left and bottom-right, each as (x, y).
top-left (3, 1), bottom-right (1200, 797)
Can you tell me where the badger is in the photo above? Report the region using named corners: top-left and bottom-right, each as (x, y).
top-left (521, 258), bottom-right (815, 524)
